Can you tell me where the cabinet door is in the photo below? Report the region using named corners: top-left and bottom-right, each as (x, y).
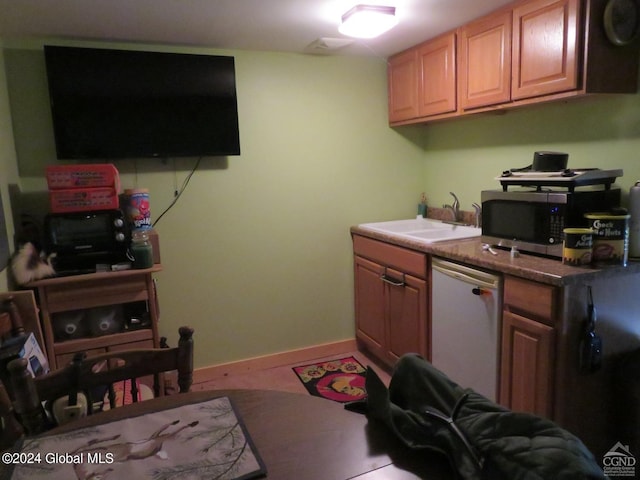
top-left (459, 10), bottom-right (512, 109)
top-left (512, 0), bottom-right (580, 100)
top-left (386, 268), bottom-right (428, 362)
top-left (388, 49), bottom-right (419, 122)
top-left (500, 310), bottom-right (555, 418)
top-left (354, 256), bottom-right (386, 359)
top-left (418, 33), bottom-right (457, 117)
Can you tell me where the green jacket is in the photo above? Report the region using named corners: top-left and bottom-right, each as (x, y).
top-left (360, 354), bottom-right (606, 480)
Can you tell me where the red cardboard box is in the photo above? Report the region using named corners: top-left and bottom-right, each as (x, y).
top-left (46, 164), bottom-right (120, 191)
top-left (49, 187), bottom-right (119, 213)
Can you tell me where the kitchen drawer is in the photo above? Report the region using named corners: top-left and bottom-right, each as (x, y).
top-left (504, 275), bottom-right (558, 325)
top-left (54, 329), bottom-right (154, 356)
top-left (353, 235), bottom-right (427, 279)
top-left (44, 276), bottom-right (149, 313)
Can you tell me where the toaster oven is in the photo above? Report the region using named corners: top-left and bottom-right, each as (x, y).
top-left (44, 209), bottom-right (129, 273)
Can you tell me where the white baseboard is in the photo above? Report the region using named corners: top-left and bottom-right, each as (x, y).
top-left (193, 338), bottom-right (357, 385)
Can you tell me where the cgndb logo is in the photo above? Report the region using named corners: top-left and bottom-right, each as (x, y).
top-left (603, 442), bottom-right (636, 477)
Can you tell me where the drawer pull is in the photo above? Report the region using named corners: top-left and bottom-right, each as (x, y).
top-left (381, 272), bottom-right (405, 287)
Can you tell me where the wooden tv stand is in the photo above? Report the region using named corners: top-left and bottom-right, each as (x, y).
top-left (27, 266), bottom-right (162, 370)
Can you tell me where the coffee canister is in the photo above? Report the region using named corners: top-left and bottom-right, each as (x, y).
top-left (124, 188), bottom-right (151, 231)
top-left (585, 212), bottom-right (630, 266)
top-left (562, 228), bottom-right (593, 265)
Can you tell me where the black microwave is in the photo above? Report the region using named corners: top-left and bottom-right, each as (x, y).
top-left (44, 209), bottom-right (130, 273)
top-left (481, 188), bottom-right (620, 258)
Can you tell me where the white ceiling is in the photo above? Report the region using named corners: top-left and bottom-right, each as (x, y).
top-left (0, 0), bottom-right (513, 57)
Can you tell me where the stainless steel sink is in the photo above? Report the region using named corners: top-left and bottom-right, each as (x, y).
top-left (358, 218), bottom-right (480, 243)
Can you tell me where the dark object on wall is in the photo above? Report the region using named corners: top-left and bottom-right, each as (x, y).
top-left (604, 0), bottom-right (640, 46)
top-left (44, 45), bottom-right (241, 159)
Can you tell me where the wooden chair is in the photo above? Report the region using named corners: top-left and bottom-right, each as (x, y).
top-left (8, 326), bottom-right (194, 435)
top-left (0, 295), bottom-right (30, 400)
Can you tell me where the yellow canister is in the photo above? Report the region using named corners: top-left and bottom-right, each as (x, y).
top-left (584, 213), bottom-right (630, 266)
top-left (562, 228), bottom-right (593, 266)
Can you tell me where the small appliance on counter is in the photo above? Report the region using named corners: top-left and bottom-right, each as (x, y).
top-left (481, 152), bottom-right (623, 258)
top-left (44, 209), bottom-right (130, 275)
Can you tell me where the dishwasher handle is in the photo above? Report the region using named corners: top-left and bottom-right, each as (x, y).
top-left (432, 258), bottom-right (500, 290)
top-left (472, 287), bottom-right (492, 296)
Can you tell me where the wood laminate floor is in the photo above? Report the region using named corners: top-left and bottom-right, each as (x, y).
top-left (192, 350), bottom-right (392, 395)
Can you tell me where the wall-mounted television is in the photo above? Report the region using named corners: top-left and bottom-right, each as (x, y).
top-left (44, 45), bottom-right (241, 159)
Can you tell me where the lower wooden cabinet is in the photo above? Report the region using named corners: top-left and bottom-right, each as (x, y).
top-left (386, 269), bottom-right (427, 360)
top-left (351, 233), bottom-right (634, 458)
top-left (353, 236), bottom-right (428, 367)
top-left (500, 310), bottom-right (555, 417)
top-left (352, 236), bottom-right (559, 416)
top-left (354, 256), bottom-right (386, 355)
top-left (27, 267), bottom-right (162, 370)
top-left (500, 275), bottom-right (558, 418)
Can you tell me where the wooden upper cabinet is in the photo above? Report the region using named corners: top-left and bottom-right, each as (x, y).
top-left (387, 0), bottom-right (640, 125)
top-left (388, 49), bottom-right (419, 122)
top-left (512, 0), bottom-right (580, 100)
top-left (459, 10), bottom-right (512, 109)
top-left (418, 32), bottom-right (457, 116)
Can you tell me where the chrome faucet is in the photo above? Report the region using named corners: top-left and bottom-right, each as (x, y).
top-left (443, 192), bottom-right (461, 222)
top-left (472, 202), bottom-right (482, 228)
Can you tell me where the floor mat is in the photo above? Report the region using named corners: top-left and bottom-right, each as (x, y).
top-left (292, 356), bottom-right (367, 403)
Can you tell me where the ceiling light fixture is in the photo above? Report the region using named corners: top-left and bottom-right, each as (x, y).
top-left (338, 4), bottom-right (398, 39)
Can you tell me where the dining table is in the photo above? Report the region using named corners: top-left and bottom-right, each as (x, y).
top-left (7, 389), bottom-right (455, 480)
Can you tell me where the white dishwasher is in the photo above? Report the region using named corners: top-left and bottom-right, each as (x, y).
top-left (431, 257), bottom-right (502, 401)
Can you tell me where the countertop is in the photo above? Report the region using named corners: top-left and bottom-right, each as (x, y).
top-left (350, 226), bottom-right (640, 286)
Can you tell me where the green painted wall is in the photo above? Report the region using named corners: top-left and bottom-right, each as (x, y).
top-left (2, 43), bottom-right (425, 368)
top-left (418, 94), bottom-right (640, 209)
top-left (3, 39), bottom-right (640, 370)
top-left (0, 48), bottom-right (19, 291)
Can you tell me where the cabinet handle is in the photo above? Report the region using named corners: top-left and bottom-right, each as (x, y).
top-left (381, 272), bottom-right (405, 287)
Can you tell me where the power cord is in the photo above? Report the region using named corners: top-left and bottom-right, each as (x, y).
top-left (153, 156), bottom-right (202, 227)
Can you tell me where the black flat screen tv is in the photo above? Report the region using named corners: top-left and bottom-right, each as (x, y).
top-left (44, 45), bottom-right (241, 159)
